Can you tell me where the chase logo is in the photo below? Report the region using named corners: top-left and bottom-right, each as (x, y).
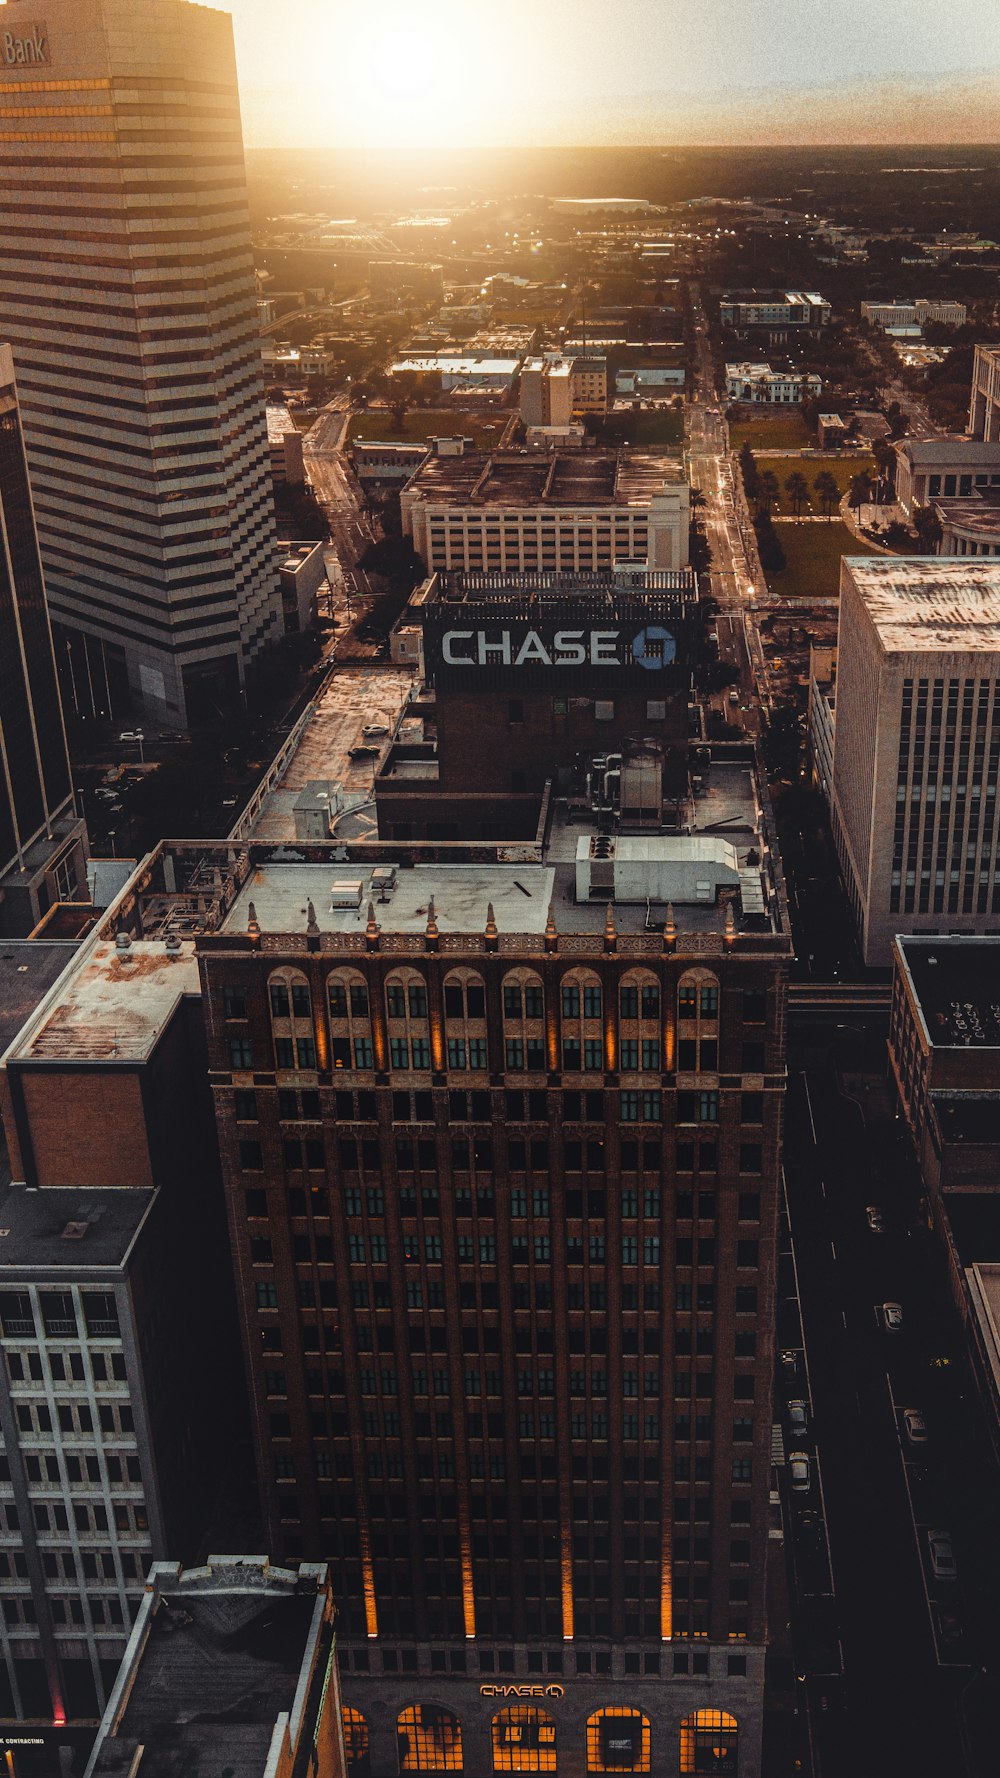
top-left (630, 625), bottom-right (676, 671)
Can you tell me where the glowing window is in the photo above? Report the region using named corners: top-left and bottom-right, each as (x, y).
top-left (586, 1710), bottom-right (650, 1774)
top-left (492, 1707), bottom-right (557, 1773)
top-left (679, 1711), bottom-right (738, 1775)
top-left (342, 1707), bottom-right (370, 1775)
top-left (398, 1705), bottom-right (464, 1772)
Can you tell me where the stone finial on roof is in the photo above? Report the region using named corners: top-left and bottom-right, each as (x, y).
top-left (544, 904), bottom-right (558, 952)
top-left (724, 901), bottom-right (737, 945)
top-left (306, 900), bottom-right (320, 945)
top-left (247, 901), bottom-right (260, 946)
top-left (664, 903), bottom-right (677, 950)
top-left (604, 902), bottom-right (617, 951)
top-left (484, 901), bottom-right (498, 950)
top-left (365, 901), bottom-right (380, 951)
top-left (425, 897), bottom-right (439, 950)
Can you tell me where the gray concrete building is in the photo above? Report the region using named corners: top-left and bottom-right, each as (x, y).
top-left (830, 558), bottom-right (1000, 965)
top-left (0, 0), bottom-right (283, 729)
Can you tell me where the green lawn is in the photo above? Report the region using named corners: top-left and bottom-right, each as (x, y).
top-left (347, 408), bottom-right (509, 450)
top-left (729, 410), bottom-right (813, 451)
top-left (755, 452), bottom-right (877, 514)
top-left (765, 521), bottom-right (882, 600)
top-left (620, 408), bottom-right (685, 446)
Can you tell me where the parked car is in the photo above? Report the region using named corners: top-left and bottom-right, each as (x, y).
top-left (780, 1349), bottom-right (801, 1382)
top-left (902, 1408), bottom-right (928, 1446)
top-left (866, 1205), bottom-right (885, 1234)
top-left (348, 744), bottom-right (379, 760)
top-left (933, 1604), bottom-right (963, 1649)
top-left (118, 729), bottom-right (143, 742)
top-left (881, 1301), bottom-right (903, 1332)
top-left (927, 1529), bottom-right (957, 1582)
top-left (789, 1452), bottom-right (811, 1494)
top-left (362, 724), bottom-right (389, 739)
top-left (787, 1400), bottom-right (809, 1439)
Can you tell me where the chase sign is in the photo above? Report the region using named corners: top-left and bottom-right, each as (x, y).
top-left (440, 626), bottom-right (677, 672)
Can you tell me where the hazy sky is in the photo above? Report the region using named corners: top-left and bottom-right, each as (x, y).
top-left (222, 0), bottom-right (1000, 148)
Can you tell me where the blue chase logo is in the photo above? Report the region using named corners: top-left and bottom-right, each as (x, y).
top-left (630, 625), bottom-right (676, 671)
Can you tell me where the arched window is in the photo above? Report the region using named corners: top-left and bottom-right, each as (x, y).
top-left (397, 1704), bottom-right (464, 1773)
top-left (559, 968), bottom-right (604, 1074)
top-left (342, 1707), bottom-right (371, 1777)
top-left (617, 969), bottom-right (662, 1073)
top-left (502, 968), bottom-right (546, 1074)
top-left (679, 1711), bottom-right (738, 1776)
top-left (326, 968), bottom-right (373, 1071)
top-left (443, 970), bottom-right (488, 1073)
top-left (268, 968), bottom-right (316, 1072)
top-left (676, 970), bottom-right (720, 1075)
top-left (492, 1707), bottom-right (557, 1773)
top-left (384, 968), bottom-right (431, 1072)
top-left (586, 1710), bottom-right (650, 1774)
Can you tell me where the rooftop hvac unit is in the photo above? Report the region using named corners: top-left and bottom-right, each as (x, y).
top-left (330, 879), bottom-right (364, 909)
top-left (371, 865), bottom-right (398, 896)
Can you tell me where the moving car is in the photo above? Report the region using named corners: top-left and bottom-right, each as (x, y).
top-left (787, 1400), bottom-right (809, 1438)
top-left (902, 1408), bottom-right (928, 1445)
top-left (927, 1529), bottom-right (957, 1582)
top-left (118, 728), bottom-right (143, 742)
top-left (789, 1452), bottom-right (811, 1494)
top-left (881, 1301), bottom-right (903, 1332)
top-left (866, 1205), bottom-right (885, 1234)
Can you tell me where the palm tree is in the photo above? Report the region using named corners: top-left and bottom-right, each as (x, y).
top-left (785, 471), bottom-right (809, 519)
top-left (689, 487), bottom-right (706, 510)
top-left (814, 471), bottom-right (840, 521)
top-left (757, 470), bottom-right (780, 516)
top-left (913, 505), bottom-right (943, 555)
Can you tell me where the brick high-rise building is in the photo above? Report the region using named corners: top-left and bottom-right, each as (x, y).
top-left (188, 757), bottom-right (790, 1778)
top-left (0, 0), bottom-right (282, 728)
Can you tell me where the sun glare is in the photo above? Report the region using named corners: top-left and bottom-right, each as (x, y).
top-left (335, 4), bottom-right (503, 148)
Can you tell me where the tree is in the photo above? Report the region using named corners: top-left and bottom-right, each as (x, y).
top-left (753, 511), bottom-right (786, 574)
top-left (884, 520), bottom-right (912, 550)
top-left (703, 660), bottom-right (740, 692)
top-left (357, 535), bottom-right (426, 590)
top-left (848, 471), bottom-right (872, 522)
top-left (689, 486), bottom-right (706, 510)
top-left (813, 471), bottom-right (841, 521)
top-left (784, 471), bottom-right (810, 519)
top-left (738, 442), bottom-right (759, 499)
top-left (913, 505), bottom-right (943, 555)
top-left (756, 471), bottom-right (780, 516)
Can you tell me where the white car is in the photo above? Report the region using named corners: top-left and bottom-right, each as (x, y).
top-left (927, 1529), bottom-right (957, 1582)
top-left (903, 1408), bottom-right (928, 1445)
top-left (787, 1400), bottom-right (809, 1438)
top-left (866, 1205), bottom-right (885, 1234)
top-left (789, 1452), bottom-right (811, 1494)
top-left (118, 729), bottom-right (144, 742)
top-left (881, 1302), bottom-right (903, 1332)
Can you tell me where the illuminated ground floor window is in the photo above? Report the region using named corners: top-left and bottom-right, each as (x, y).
top-left (342, 1706), bottom-right (371, 1777)
top-left (679, 1711), bottom-right (738, 1775)
top-left (492, 1706), bottom-right (558, 1772)
top-left (398, 1705), bottom-right (464, 1772)
top-left (586, 1708), bottom-right (651, 1773)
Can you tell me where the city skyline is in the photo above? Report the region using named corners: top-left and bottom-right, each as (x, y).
top-left (209, 0), bottom-right (1000, 149)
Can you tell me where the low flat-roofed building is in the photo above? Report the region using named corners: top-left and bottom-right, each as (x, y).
top-left (932, 493), bottom-right (1000, 558)
top-left (893, 438), bottom-right (1000, 519)
top-left (400, 449), bottom-right (689, 575)
top-left (266, 405), bottom-right (305, 488)
top-left (616, 367), bottom-right (686, 395)
top-left (85, 1556), bottom-right (346, 1778)
top-left (390, 356), bottom-right (520, 393)
top-left (350, 441), bottom-right (432, 489)
top-left (719, 291), bottom-right (830, 333)
top-left (725, 363), bottom-right (822, 405)
top-left (830, 559), bottom-right (1000, 964)
top-left (861, 299), bottom-right (967, 329)
top-left (817, 414), bottom-right (847, 448)
top-left (890, 935), bottom-right (1000, 1190)
top-left (277, 539), bottom-right (326, 634)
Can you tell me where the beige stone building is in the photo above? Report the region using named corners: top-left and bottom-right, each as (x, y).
top-left (830, 558), bottom-right (1000, 966)
top-left (400, 448), bottom-right (689, 574)
top-left (969, 345), bottom-right (1000, 442)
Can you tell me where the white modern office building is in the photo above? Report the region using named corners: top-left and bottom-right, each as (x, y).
top-left (830, 558), bottom-right (1000, 965)
top-left (0, 0), bottom-right (283, 728)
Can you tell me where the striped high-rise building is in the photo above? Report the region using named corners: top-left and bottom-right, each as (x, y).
top-left (0, 341), bottom-right (86, 933)
top-left (0, 0), bottom-right (282, 728)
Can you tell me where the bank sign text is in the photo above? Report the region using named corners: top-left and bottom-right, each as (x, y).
top-left (2, 23), bottom-right (48, 65)
top-left (441, 626), bottom-right (676, 672)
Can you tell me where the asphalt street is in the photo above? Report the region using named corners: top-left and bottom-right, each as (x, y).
top-left (784, 1011), bottom-right (1000, 1777)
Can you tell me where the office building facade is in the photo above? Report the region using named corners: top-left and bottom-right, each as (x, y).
top-left (969, 345), bottom-right (1000, 443)
top-left (401, 452), bottom-right (689, 577)
top-left (830, 558), bottom-right (1000, 966)
top-left (0, 343), bottom-right (86, 934)
top-left (187, 788), bottom-right (790, 1778)
top-left (0, 0), bottom-right (282, 729)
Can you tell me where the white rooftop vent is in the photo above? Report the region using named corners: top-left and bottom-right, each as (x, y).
top-left (61, 1222), bottom-right (89, 1241)
top-left (330, 879), bottom-right (364, 910)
